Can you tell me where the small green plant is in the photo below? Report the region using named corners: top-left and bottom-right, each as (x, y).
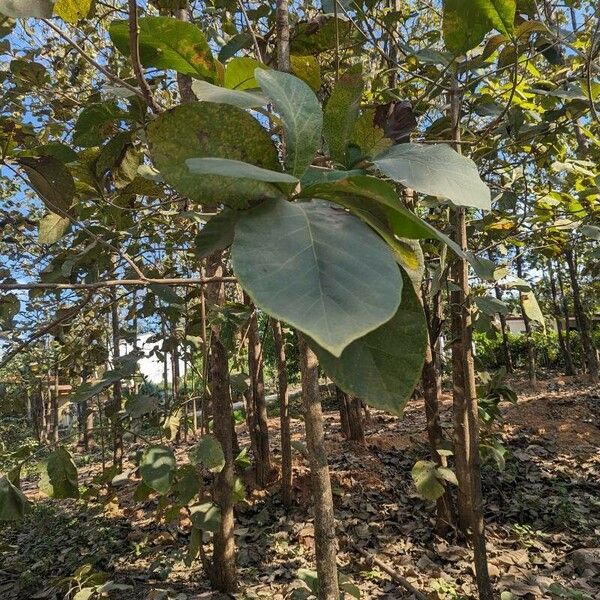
top-left (430, 578), bottom-right (466, 600)
top-left (58, 564), bottom-right (132, 599)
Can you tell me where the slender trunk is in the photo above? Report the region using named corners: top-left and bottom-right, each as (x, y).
top-left (244, 295), bottom-right (272, 487)
top-left (272, 319), bottom-right (292, 507)
top-left (449, 77), bottom-right (493, 600)
top-left (547, 260), bottom-right (575, 375)
top-left (51, 363), bottom-right (59, 443)
top-left (298, 336), bottom-right (339, 600)
top-left (346, 396), bottom-right (365, 444)
top-left (492, 282), bottom-right (513, 372)
top-left (421, 285), bottom-right (455, 536)
top-left (337, 386), bottom-right (350, 439)
top-left (557, 264), bottom-right (575, 365)
top-left (206, 255), bottom-right (237, 592)
top-left (516, 256), bottom-right (537, 388)
top-left (565, 248), bottom-right (598, 383)
top-left (110, 286), bottom-right (123, 469)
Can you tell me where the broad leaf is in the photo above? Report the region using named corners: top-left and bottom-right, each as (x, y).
top-left (323, 66), bottom-right (363, 166)
top-left (39, 213), bottom-right (69, 244)
top-left (290, 54), bottom-right (322, 91)
top-left (0, 475), bottom-right (30, 521)
top-left (194, 209), bottom-right (238, 258)
top-left (411, 460), bottom-right (445, 501)
top-left (54, 0), bottom-right (92, 22)
top-left (190, 501), bottom-right (221, 533)
top-left (443, 0), bottom-right (516, 54)
top-left (224, 56), bottom-right (265, 90)
top-left (18, 156), bottom-right (75, 214)
top-left (0, 0), bottom-right (53, 17)
top-left (191, 80), bottom-right (267, 109)
top-left (372, 143), bottom-right (491, 210)
top-left (124, 395), bottom-right (157, 418)
top-left (232, 198), bottom-right (402, 356)
top-left (173, 465), bottom-right (202, 505)
top-left (580, 224), bottom-right (600, 240)
top-left (73, 102), bottom-right (129, 148)
top-left (522, 291), bottom-right (544, 324)
top-left (189, 435), bottom-right (225, 473)
top-left (474, 296), bottom-right (509, 316)
top-left (186, 157), bottom-right (298, 183)
top-left (310, 271), bottom-right (426, 416)
top-left (140, 445), bottom-right (176, 494)
top-left (255, 69), bottom-right (323, 177)
top-left (147, 102), bottom-right (281, 209)
top-left (41, 447), bottom-right (79, 499)
top-left (109, 16), bottom-right (216, 79)
top-left (149, 284), bottom-right (182, 305)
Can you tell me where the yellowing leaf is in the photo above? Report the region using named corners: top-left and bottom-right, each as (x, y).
top-left (54, 0), bottom-right (92, 23)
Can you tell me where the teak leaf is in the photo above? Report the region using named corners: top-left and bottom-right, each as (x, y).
top-left (232, 198), bottom-right (401, 356)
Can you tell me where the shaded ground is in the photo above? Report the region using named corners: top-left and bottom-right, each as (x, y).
top-left (1, 375), bottom-right (599, 599)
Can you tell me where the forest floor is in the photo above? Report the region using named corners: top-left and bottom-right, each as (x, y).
top-left (2, 375), bottom-right (600, 600)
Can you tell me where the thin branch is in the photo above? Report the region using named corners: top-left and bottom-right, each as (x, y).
top-left (127, 0), bottom-right (161, 113)
top-left (41, 19), bottom-right (147, 103)
top-left (0, 277), bottom-right (237, 291)
top-left (0, 293), bottom-right (94, 370)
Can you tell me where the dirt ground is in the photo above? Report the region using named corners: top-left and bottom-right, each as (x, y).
top-left (2, 375), bottom-right (599, 599)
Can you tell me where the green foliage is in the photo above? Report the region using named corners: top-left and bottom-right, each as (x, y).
top-left (139, 445), bottom-right (176, 495)
top-left (323, 66), bottom-right (363, 166)
top-left (147, 102), bottom-right (281, 208)
top-left (256, 68), bottom-right (323, 177)
top-left (109, 16), bottom-right (216, 79)
top-left (231, 198), bottom-right (402, 356)
top-left (372, 143), bottom-right (491, 210)
top-left (40, 447), bottom-right (79, 499)
top-left (188, 435), bottom-right (225, 473)
top-left (310, 273), bottom-right (427, 416)
top-left (0, 475), bottom-right (31, 520)
top-left (443, 0), bottom-right (516, 54)
top-left (18, 156), bottom-right (75, 214)
top-left (412, 460), bottom-right (458, 501)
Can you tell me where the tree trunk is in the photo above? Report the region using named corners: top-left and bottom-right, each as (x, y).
top-left (272, 319), bottom-right (292, 507)
top-left (493, 284), bottom-right (513, 372)
top-left (244, 295), bottom-right (272, 487)
top-left (516, 256), bottom-right (537, 388)
top-left (449, 78), bottom-right (493, 600)
top-left (206, 255), bottom-right (237, 592)
top-left (51, 364), bottom-right (59, 443)
top-left (337, 386), bottom-right (350, 439)
top-left (298, 336), bottom-right (339, 600)
top-left (110, 286), bottom-right (123, 469)
top-left (547, 260), bottom-right (575, 375)
top-left (421, 284), bottom-right (455, 536)
top-left (565, 248), bottom-right (599, 383)
top-left (557, 264), bottom-right (576, 367)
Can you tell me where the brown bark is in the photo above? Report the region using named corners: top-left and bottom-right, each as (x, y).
top-left (272, 319), bottom-right (292, 507)
top-left (449, 78), bottom-right (493, 600)
top-left (337, 386), bottom-right (350, 439)
top-left (421, 285), bottom-right (455, 536)
top-left (298, 336), bottom-right (339, 600)
top-left (110, 286), bottom-right (123, 469)
top-left (206, 256), bottom-right (237, 592)
top-left (51, 365), bottom-right (59, 443)
top-left (338, 388), bottom-right (365, 444)
top-left (547, 260), bottom-right (575, 375)
top-left (516, 256), bottom-right (537, 388)
top-left (244, 295), bottom-right (272, 487)
top-left (565, 248), bottom-right (599, 383)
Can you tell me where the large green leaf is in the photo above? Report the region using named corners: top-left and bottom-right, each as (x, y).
top-left (73, 102), bottom-right (129, 148)
top-left (54, 0), bottom-right (92, 22)
top-left (18, 156), bottom-right (75, 214)
top-left (232, 198), bottom-right (401, 356)
top-left (255, 69), bottom-right (323, 177)
top-left (188, 435), bottom-right (225, 473)
top-left (147, 102), bottom-right (281, 209)
top-left (186, 157), bottom-right (298, 183)
top-left (0, 476), bottom-right (30, 521)
top-left (41, 447), bottom-right (79, 499)
top-left (323, 66), bottom-right (363, 166)
top-left (38, 213), bottom-right (70, 244)
top-left (140, 445), bottom-right (176, 494)
top-left (521, 291), bottom-right (545, 324)
top-left (190, 502), bottom-right (221, 533)
top-left (411, 460), bottom-right (457, 501)
top-left (224, 56), bottom-right (265, 90)
top-left (194, 209), bottom-right (238, 258)
top-left (109, 16), bottom-right (216, 79)
top-left (191, 80), bottom-right (267, 109)
top-left (0, 0), bottom-right (53, 17)
top-left (372, 143), bottom-right (491, 210)
top-left (309, 271), bottom-right (426, 416)
top-left (443, 0), bottom-right (516, 54)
